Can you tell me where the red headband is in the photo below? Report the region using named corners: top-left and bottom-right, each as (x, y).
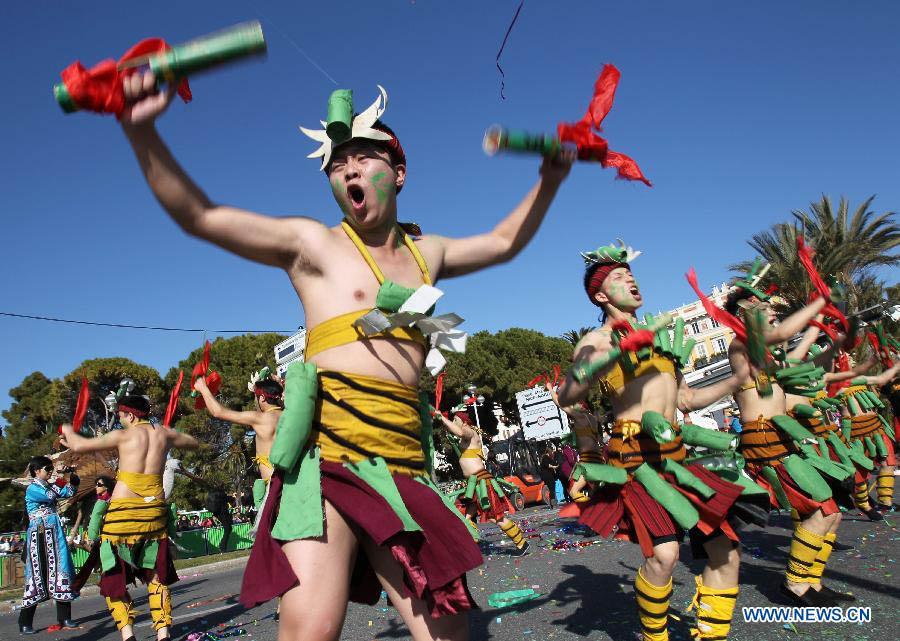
top-left (453, 411), bottom-right (472, 425)
top-left (254, 386), bottom-right (281, 401)
top-left (118, 403), bottom-right (149, 418)
top-left (586, 262), bottom-right (629, 306)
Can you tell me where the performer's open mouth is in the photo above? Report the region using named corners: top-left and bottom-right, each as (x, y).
top-left (347, 184), bottom-right (366, 211)
top-left (630, 286), bottom-right (641, 298)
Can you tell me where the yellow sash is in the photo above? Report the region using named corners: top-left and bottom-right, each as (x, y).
top-left (101, 472), bottom-right (167, 544)
top-left (460, 448), bottom-right (484, 460)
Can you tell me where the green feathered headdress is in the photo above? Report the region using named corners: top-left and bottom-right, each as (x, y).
top-left (580, 239), bottom-right (641, 266)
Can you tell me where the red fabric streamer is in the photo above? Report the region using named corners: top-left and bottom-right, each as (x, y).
top-left (686, 268), bottom-right (747, 343)
top-left (552, 365), bottom-right (561, 387)
top-left (163, 370), bottom-right (183, 428)
top-left (867, 331), bottom-right (894, 369)
top-left (435, 373), bottom-right (445, 412)
top-left (59, 38), bottom-right (192, 117)
top-left (796, 236), bottom-right (836, 306)
top-left (821, 303), bottom-right (849, 333)
top-left (527, 373), bottom-right (548, 388)
top-left (810, 320), bottom-right (838, 344)
top-left (827, 351), bottom-right (852, 397)
top-left (73, 373), bottom-right (90, 430)
top-left (557, 65), bottom-right (651, 186)
top-left (190, 341), bottom-right (222, 409)
top-left (60, 373), bottom-right (91, 434)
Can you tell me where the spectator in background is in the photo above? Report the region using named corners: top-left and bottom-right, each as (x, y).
top-left (10, 533), bottom-right (23, 553)
top-left (539, 443), bottom-right (559, 508)
top-left (723, 408), bottom-right (742, 434)
top-left (0, 536), bottom-right (10, 553)
top-left (560, 442), bottom-right (577, 500)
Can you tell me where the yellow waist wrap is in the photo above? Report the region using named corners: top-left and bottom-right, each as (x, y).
top-left (460, 448), bottom-right (484, 460)
top-left (304, 310), bottom-right (427, 360)
top-left (312, 370), bottom-right (425, 477)
top-left (101, 472), bottom-right (167, 545)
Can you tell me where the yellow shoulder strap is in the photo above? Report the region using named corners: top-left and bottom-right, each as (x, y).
top-left (340, 220), bottom-right (431, 286)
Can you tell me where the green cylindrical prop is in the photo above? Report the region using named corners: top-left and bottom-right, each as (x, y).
top-left (150, 20), bottom-right (266, 80)
top-left (269, 361), bottom-right (318, 472)
top-left (326, 89), bottom-right (353, 144)
top-left (790, 404), bottom-right (819, 419)
top-left (641, 410), bottom-right (675, 444)
top-left (782, 454), bottom-right (832, 502)
top-left (482, 126), bottom-right (572, 158)
top-left (771, 415), bottom-right (816, 443)
top-left (54, 21), bottom-right (266, 112)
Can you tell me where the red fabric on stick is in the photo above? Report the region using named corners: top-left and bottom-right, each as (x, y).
top-left (163, 370), bottom-right (183, 427)
top-left (796, 236), bottom-right (830, 299)
top-left (435, 372), bottom-right (445, 410)
top-left (556, 64), bottom-right (651, 186)
top-left (686, 268), bottom-right (747, 342)
top-left (73, 374), bottom-right (90, 430)
top-left (59, 38), bottom-right (192, 117)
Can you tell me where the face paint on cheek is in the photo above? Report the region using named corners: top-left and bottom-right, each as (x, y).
top-left (371, 171), bottom-right (392, 204)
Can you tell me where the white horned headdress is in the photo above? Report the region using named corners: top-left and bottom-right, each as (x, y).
top-left (299, 86), bottom-right (393, 171)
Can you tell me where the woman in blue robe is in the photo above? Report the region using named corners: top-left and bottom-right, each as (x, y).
top-left (18, 455), bottom-right (79, 634)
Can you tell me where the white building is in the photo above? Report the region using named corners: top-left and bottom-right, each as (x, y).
top-left (664, 281), bottom-right (736, 373)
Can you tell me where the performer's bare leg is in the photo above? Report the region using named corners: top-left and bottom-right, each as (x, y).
top-left (362, 537), bottom-right (469, 641)
top-left (701, 535), bottom-right (740, 589)
top-left (279, 501), bottom-right (358, 641)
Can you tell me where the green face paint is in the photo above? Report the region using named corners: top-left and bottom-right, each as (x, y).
top-left (371, 171), bottom-right (391, 204)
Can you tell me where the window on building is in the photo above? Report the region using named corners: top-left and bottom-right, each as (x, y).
top-left (715, 338), bottom-right (727, 353)
top-left (691, 321), bottom-right (701, 335)
top-left (694, 344), bottom-right (707, 358)
top-left (710, 318), bottom-right (720, 328)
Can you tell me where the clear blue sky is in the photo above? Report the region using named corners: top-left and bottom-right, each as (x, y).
top-left (2, 1), bottom-right (899, 418)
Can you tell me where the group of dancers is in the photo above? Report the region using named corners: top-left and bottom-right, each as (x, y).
top-left (16, 65), bottom-right (898, 641)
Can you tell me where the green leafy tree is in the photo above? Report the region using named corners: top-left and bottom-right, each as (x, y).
top-left (0, 372), bottom-right (56, 531)
top-left (164, 333), bottom-right (286, 510)
top-left (561, 326), bottom-right (596, 346)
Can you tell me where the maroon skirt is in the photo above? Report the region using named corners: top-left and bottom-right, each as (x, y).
top-left (98, 538), bottom-right (178, 599)
top-left (561, 463), bottom-right (746, 558)
top-left (241, 461), bottom-right (482, 617)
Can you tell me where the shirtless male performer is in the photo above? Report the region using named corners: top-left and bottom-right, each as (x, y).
top-left (557, 243), bottom-right (764, 641)
top-left (434, 410), bottom-right (530, 556)
top-left (61, 395), bottom-right (201, 641)
top-left (108, 71), bottom-right (572, 641)
top-left (193, 372), bottom-right (282, 507)
top-left (721, 286), bottom-right (860, 607)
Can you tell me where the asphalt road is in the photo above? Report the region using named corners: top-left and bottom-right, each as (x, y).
top-left (2, 505), bottom-right (897, 641)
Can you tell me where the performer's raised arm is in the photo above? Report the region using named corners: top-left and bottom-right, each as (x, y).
top-left (193, 377), bottom-right (263, 428)
top-left (432, 155), bottom-right (573, 279)
top-left (766, 297), bottom-right (826, 344)
top-left (120, 72), bottom-right (321, 269)
top-left (676, 370), bottom-right (741, 413)
top-left (59, 423), bottom-right (123, 453)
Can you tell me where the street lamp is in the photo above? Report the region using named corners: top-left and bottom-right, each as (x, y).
top-left (463, 383), bottom-right (486, 431)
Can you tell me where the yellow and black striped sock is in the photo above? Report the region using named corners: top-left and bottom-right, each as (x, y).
top-left (147, 581), bottom-right (172, 630)
top-left (499, 520), bottom-right (526, 548)
top-left (876, 468), bottom-right (894, 506)
top-left (635, 568), bottom-right (671, 641)
top-left (105, 596), bottom-right (136, 630)
top-left (786, 525), bottom-right (824, 585)
top-left (808, 532), bottom-right (835, 584)
top-left (853, 479), bottom-right (872, 511)
top-left (689, 574), bottom-right (739, 640)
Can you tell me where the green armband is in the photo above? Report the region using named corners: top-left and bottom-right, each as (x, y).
top-left (641, 411), bottom-right (676, 444)
top-left (790, 404), bottom-right (819, 419)
top-left (270, 361), bottom-right (318, 472)
top-left (571, 347), bottom-right (622, 384)
top-left (782, 454), bottom-right (832, 502)
top-left (633, 464), bottom-right (699, 530)
top-left (662, 459), bottom-right (715, 499)
top-left (770, 415), bottom-right (817, 443)
top-left (680, 423), bottom-right (738, 451)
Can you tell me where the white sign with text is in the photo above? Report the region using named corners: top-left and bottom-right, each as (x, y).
top-left (515, 386), bottom-right (570, 441)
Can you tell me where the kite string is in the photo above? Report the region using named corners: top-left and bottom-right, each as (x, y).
top-left (243, 0), bottom-right (339, 86)
top-left (495, 0), bottom-right (524, 100)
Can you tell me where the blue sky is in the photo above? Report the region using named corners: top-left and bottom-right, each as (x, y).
top-left (2, 1), bottom-right (898, 418)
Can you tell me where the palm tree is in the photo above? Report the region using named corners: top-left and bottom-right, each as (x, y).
top-left (730, 195), bottom-right (899, 314)
top-left (561, 326), bottom-right (596, 346)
